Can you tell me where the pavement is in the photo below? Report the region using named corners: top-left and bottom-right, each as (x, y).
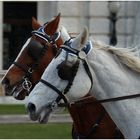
top-left (0, 114), bottom-right (73, 124)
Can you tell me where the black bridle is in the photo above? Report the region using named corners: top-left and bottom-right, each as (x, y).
top-left (39, 44), bottom-right (93, 108)
top-left (12, 27), bottom-right (60, 94)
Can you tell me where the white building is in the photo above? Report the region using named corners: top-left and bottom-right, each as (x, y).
top-left (0, 1), bottom-right (139, 95)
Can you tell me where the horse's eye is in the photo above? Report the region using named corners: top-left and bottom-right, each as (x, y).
top-left (57, 61), bottom-right (73, 80)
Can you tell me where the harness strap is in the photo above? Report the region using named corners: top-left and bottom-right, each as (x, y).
top-left (98, 92), bottom-right (140, 103)
top-left (39, 79), bottom-right (69, 105)
top-left (82, 59), bottom-right (93, 91)
top-left (13, 62), bottom-right (30, 74)
top-left (69, 92), bottom-right (140, 106)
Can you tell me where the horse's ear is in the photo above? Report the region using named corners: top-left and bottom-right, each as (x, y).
top-left (59, 25), bottom-right (70, 42)
top-left (44, 13), bottom-right (61, 36)
top-left (32, 17), bottom-right (41, 30)
top-left (71, 26), bottom-right (89, 50)
top-left (80, 26), bottom-right (88, 45)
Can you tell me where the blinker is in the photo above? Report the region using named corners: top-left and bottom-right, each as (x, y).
top-left (57, 61), bottom-right (74, 80)
top-left (28, 40), bottom-right (46, 61)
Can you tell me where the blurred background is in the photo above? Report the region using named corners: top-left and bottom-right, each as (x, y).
top-left (0, 0), bottom-right (140, 98)
top-left (0, 1), bottom-right (139, 138)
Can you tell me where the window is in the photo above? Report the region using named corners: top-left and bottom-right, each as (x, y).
top-left (3, 2), bottom-right (37, 69)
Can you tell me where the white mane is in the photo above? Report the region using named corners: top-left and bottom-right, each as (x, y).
top-left (92, 40), bottom-right (140, 73)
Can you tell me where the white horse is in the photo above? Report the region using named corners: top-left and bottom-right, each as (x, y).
top-left (26, 27), bottom-right (140, 138)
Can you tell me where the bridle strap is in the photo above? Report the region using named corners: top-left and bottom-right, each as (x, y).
top-left (67, 92), bottom-right (140, 106)
top-left (40, 79), bottom-right (69, 105)
top-left (97, 92), bottom-right (140, 103)
top-left (13, 62), bottom-right (30, 74)
top-left (82, 59), bottom-right (93, 91)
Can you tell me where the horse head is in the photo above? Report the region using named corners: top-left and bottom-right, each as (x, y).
top-left (26, 27), bottom-right (92, 123)
top-left (1, 13), bottom-right (66, 100)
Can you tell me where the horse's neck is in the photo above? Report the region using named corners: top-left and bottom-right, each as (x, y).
top-left (88, 49), bottom-right (140, 138)
top-left (88, 48), bottom-right (140, 97)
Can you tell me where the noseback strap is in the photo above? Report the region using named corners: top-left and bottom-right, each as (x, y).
top-left (13, 62), bottom-right (30, 74)
top-left (39, 79), bottom-right (68, 105)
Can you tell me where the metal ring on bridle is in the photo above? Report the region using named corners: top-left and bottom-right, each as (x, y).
top-left (28, 68), bottom-right (34, 74)
top-left (22, 78), bottom-right (32, 91)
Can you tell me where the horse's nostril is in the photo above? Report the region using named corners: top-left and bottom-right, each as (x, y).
top-left (27, 102), bottom-right (36, 114)
top-left (1, 78), bottom-right (10, 85)
top-left (27, 102), bottom-right (39, 121)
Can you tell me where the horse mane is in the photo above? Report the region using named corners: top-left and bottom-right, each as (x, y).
top-left (92, 40), bottom-right (140, 73)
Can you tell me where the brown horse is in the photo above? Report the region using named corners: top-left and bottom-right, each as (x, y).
top-left (1, 14), bottom-right (123, 139)
top-left (1, 14), bottom-right (63, 100)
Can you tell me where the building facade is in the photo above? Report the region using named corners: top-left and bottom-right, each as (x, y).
top-left (0, 1), bottom-right (138, 83)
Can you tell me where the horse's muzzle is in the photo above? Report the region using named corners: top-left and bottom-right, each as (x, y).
top-left (27, 102), bottom-right (39, 121)
top-left (1, 78), bottom-right (13, 96)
